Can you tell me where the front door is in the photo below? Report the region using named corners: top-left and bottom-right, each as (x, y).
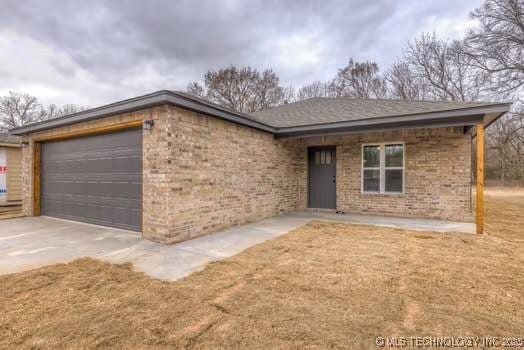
top-left (308, 146), bottom-right (336, 209)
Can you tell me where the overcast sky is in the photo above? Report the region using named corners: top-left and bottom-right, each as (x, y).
top-left (0, 0), bottom-right (483, 107)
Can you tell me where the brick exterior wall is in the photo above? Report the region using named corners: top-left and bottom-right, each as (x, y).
top-left (19, 104), bottom-right (474, 245)
top-left (159, 106), bottom-right (302, 243)
top-left (285, 127), bottom-right (474, 222)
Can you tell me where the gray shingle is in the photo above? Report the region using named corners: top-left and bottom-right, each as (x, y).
top-left (250, 97), bottom-right (505, 128)
top-left (9, 91), bottom-right (510, 136)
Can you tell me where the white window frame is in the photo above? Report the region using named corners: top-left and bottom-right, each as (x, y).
top-left (361, 142), bottom-right (405, 194)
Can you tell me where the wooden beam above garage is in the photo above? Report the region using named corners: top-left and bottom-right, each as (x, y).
top-left (32, 120), bottom-right (143, 142)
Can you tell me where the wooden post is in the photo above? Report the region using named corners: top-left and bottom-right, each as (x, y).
top-left (476, 124), bottom-right (485, 234)
top-left (33, 142), bottom-right (41, 216)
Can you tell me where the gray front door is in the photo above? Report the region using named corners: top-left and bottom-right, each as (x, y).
top-left (41, 128), bottom-right (142, 231)
top-left (308, 146), bottom-right (336, 209)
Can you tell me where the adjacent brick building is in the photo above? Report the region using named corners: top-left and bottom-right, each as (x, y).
top-left (11, 91), bottom-right (510, 243)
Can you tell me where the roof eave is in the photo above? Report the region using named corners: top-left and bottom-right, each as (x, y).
top-left (9, 91), bottom-right (511, 138)
top-left (274, 103), bottom-right (511, 138)
top-left (10, 91), bottom-right (275, 135)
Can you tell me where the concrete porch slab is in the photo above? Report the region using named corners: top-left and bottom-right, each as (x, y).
top-left (290, 211), bottom-right (476, 234)
top-left (0, 212), bottom-right (474, 281)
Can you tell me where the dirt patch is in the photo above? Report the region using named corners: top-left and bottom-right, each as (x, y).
top-left (485, 194), bottom-right (524, 242)
top-left (1, 195), bottom-right (523, 349)
top-left (485, 187), bottom-right (524, 197)
top-left (213, 282), bottom-right (245, 304)
top-left (402, 302), bottom-right (421, 330)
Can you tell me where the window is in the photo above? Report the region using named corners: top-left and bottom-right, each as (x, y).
top-left (315, 150), bottom-right (332, 165)
top-left (362, 143), bottom-right (404, 193)
top-left (362, 146), bottom-right (380, 192)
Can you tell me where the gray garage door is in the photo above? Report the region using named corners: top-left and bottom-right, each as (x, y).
top-left (41, 128), bottom-right (142, 231)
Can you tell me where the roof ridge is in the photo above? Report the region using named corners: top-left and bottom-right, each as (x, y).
top-left (300, 96), bottom-right (504, 105)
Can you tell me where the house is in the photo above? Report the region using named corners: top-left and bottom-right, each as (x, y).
top-left (0, 133), bottom-right (22, 204)
top-left (9, 91), bottom-right (510, 243)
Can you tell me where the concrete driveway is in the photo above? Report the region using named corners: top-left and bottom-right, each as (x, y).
top-left (0, 212), bottom-right (474, 281)
top-left (0, 216), bottom-right (311, 280)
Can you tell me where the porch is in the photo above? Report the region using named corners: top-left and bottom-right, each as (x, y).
top-left (285, 127), bottom-right (479, 224)
top-left (294, 210), bottom-right (475, 233)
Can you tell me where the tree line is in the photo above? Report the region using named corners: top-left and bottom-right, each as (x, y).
top-left (187, 0), bottom-right (523, 184)
top-left (1, 0), bottom-right (522, 183)
top-left (0, 91), bottom-right (85, 130)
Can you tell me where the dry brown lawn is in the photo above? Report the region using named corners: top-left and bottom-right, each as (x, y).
top-left (1, 193), bottom-right (523, 349)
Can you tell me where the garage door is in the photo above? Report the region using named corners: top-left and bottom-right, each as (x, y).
top-left (41, 128), bottom-right (142, 231)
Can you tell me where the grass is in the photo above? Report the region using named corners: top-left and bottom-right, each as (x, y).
top-left (1, 193), bottom-right (523, 349)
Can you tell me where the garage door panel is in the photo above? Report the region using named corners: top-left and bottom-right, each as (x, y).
top-left (114, 207), bottom-right (131, 226)
top-left (41, 128), bottom-right (142, 231)
top-left (45, 173), bottom-right (141, 183)
top-left (42, 180), bottom-right (131, 198)
top-left (129, 209), bottom-right (141, 228)
top-left (46, 151), bottom-right (141, 171)
top-left (43, 202), bottom-right (139, 232)
top-left (43, 193), bottom-right (141, 208)
top-left (76, 203), bottom-right (97, 221)
top-left (99, 206), bottom-right (116, 224)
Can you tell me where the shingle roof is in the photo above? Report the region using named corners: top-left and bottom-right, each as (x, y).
top-left (10, 90), bottom-right (274, 136)
top-left (9, 90), bottom-right (510, 137)
top-left (250, 97), bottom-right (506, 128)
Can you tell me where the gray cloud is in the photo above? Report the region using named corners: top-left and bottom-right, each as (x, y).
top-left (0, 0), bottom-right (482, 106)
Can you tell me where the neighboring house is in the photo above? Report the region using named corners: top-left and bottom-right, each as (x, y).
top-left (10, 91), bottom-right (510, 243)
top-left (0, 132), bottom-right (22, 204)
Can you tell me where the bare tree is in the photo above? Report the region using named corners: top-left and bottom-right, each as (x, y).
top-left (486, 110), bottom-right (524, 183)
top-left (404, 34), bottom-right (488, 101)
top-left (250, 69), bottom-right (287, 111)
top-left (187, 66), bottom-right (287, 113)
top-left (296, 81), bottom-right (337, 100)
top-left (0, 91), bottom-right (47, 129)
top-left (463, 0), bottom-right (524, 184)
top-left (330, 59), bottom-right (387, 98)
top-left (385, 62), bottom-right (429, 100)
top-left (464, 0), bottom-right (524, 98)
top-left (186, 82), bottom-right (206, 99)
top-left (0, 92), bottom-right (87, 129)
top-left (45, 104), bottom-right (86, 119)
top-left (281, 85), bottom-right (296, 104)
top-left (58, 104), bottom-right (86, 116)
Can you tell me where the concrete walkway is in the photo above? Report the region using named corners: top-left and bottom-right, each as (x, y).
top-left (293, 211), bottom-right (476, 233)
top-left (0, 213), bottom-right (474, 281)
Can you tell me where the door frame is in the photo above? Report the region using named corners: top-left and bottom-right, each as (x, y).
top-left (307, 145), bottom-right (337, 209)
top-left (32, 120), bottom-right (144, 216)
